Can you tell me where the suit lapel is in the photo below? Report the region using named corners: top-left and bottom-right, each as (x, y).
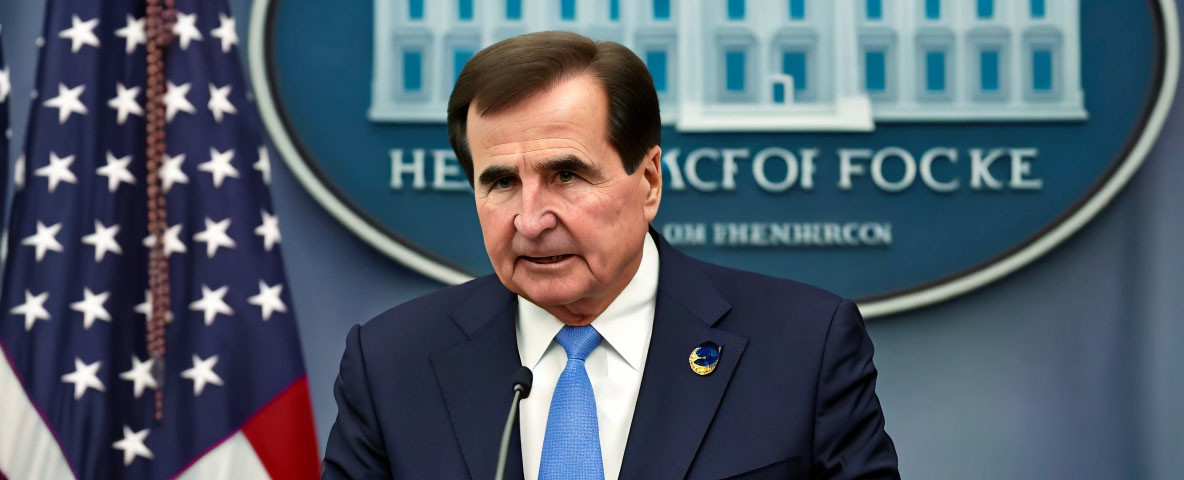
top-left (430, 279), bottom-right (525, 480)
top-left (619, 235), bottom-right (747, 479)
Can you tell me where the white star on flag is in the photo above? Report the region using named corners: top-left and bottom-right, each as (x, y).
top-left (143, 223), bottom-right (188, 257)
top-left (97, 151), bottom-right (136, 192)
top-left (189, 285), bottom-right (233, 326)
top-left (113, 15), bottom-right (146, 54)
top-left (119, 355), bottom-right (158, 399)
top-left (180, 354), bottom-right (224, 396)
top-left (112, 426), bottom-right (154, 466)
top-left (163, 81), bottom-right (196, 122)
top-left (255, 210), bottom-right (282, 251)
top-left (10, 290), bottom-right (51, 332)
top-left (107, 83), bottom-right (143, 125)
top-left (207, 83), bottom-right (237, 123)
top-left (0, 65), bottom-right (10, 103)
top-left (173, 12), bottom-right (204, 50)
top-left (248, 281), bottom-right (287, 321)
top-left (210, 13), bottom-right (239, 53)
top-left (70, 288), bottom-right (112, 330)
top-left (61, 357), bottom-right (105, 400)
top-left (254, 145), bottom-right (272, 185)
top-left (34, 152), bottom-right (78, 192)
top-left (194, 217), bottom-right (237, 258)
top-left (43, 83), bottom-right (88, 124)
top-left (198, 147), bottom-right (239, 187)
top-left (22, 221), bottom-right (64, 262)
top-left (161, 153), bottom-right (189, 192)
top-left (58, 15), bottom-right (100, 53)
top-left (82, 220), bottom-right (123, 262)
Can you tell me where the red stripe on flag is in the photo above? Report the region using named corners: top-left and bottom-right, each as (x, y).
top-left (242, 376), bottom-right (321, 479)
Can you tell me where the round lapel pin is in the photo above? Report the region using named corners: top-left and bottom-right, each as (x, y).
top-left (689, 341), bottom-right (722, 376)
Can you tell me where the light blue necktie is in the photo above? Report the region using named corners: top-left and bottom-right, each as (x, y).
top-left (539, 325), bottom-right (605, 480)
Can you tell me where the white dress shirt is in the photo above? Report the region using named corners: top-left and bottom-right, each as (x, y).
top-left (516, 233), bottom-right (659, 480)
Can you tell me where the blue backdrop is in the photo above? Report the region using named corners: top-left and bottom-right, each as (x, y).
top-left (2, 1), bottom-right (1182, 478)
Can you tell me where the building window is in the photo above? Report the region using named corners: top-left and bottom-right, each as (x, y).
top-left (646, 51), bottom-right (668, 93)
top-left (1030, 0), bottom-right (1045, 18)
top-left (866, 50), bottom-right (886, 92)
top-left (728, 0), bottom-right (745, 20)
top-left (977, 0), bottom-right (993, 19)
top-left (925, 0), bottom-right (940, 19)
top-left (925, 51), bottom-right (945, 92)
top-left (561, 0), bottom-right (576, 20)
top-left (454, 49), bottom-right (473, 85)
top-left (654, 0), bottom-right (671, 19)
top-left (506, 0), bottom-right (522, 19)
top-left (610, 0), bottom-right (619, 20)
top-left (458, 0), bottom-right (473, 20)
top-left (409, 0), bottom-right (424, 20)
top-left (980, 50), bottom-right (999, 92)
top-left (866, 0), bottom-right (882, 20)
top-left (790, 0), bottom-right (805, 20)
top-left (1032, 49), bottom-right (1053, 91)
top-left (773, 83), bottom-right (786, 103)
top-left (783, 52), bottom-right (807, 92)
top-left (726, 50), bottom-right (746, 92)
top-left (403, 51), bottom-right (423, 92)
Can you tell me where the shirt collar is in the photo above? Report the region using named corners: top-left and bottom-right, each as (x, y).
top-left (516, 232), bottom-right (660, 371)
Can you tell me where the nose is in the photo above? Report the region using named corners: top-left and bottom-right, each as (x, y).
top-left (514, 183), bottom-right (558, 239)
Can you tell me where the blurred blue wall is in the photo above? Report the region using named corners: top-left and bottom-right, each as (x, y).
top-left (2, 1), bottom-right (1182, 478)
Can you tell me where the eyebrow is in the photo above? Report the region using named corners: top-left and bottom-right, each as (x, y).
top-left (476, 154), bottom-right (603, 188)
top-left (538, 155), bottom-right (601, 180)
top-left (476, 164), bottom-right (519, 188)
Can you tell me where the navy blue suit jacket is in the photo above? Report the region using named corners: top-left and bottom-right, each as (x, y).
top-left (323, 233), bottom-right (899, 479)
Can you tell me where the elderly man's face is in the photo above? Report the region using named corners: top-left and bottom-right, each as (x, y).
top-left (466, 74), bottom-right (662, 323)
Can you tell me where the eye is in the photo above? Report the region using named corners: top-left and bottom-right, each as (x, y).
top-left (493, 177), bottom-right (515, 190)
top-left (557, 171), bottom-right (576, 183)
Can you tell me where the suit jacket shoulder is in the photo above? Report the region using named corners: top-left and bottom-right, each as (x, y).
top-left (693, 255), bottom-right (845, 328)
top-left (359, 274), bottom-right (505, 347)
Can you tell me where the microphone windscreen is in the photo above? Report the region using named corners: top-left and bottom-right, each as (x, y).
top-left (513, 366), bottom-right (533, 399)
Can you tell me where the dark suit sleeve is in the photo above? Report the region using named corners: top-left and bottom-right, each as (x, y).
top-left (812, 299), bottom-right (900, 479)
top-left (322, 325), bottom-right (393, 479)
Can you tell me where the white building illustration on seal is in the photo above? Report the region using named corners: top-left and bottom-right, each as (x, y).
top-left (369, 0), bottom-right (1086, 131)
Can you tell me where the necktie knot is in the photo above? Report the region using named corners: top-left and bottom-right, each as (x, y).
top-left (555, 325), bottom-right (601, 360)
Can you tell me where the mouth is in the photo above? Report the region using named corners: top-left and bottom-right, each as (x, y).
top-left (521, 254), bottom-right (573, 265)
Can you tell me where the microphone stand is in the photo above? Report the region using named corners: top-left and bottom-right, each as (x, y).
top-left (494, 384), bottom-right (527, 480)
top-left (495, 367), bottom-right (532, 480)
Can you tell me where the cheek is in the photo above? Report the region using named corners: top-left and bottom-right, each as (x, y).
top-left (565, 185), bottom-right (646, 256)
top-left (477, 206), bottom-right (515, 253)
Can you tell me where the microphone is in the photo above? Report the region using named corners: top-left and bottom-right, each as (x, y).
top-left (494, 366), bottom-right (533, 480)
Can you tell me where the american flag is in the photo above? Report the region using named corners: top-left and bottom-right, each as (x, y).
top-left (0, 1), bottom-right (319, 478)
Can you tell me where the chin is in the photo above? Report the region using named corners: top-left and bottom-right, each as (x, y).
top-left (514, 281), bottom-right (589, 308)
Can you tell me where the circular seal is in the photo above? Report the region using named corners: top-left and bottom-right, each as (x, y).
top-left (248, 0), bottom-right (1180, 317)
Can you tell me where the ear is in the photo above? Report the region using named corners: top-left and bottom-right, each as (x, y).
top-left (639, 145), bottom-right (663, 223)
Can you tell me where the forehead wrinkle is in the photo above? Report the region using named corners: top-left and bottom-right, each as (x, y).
top-left (476, 109), bottom-right (601, 149)
top-left (485, 137), bottom-right (594, 159)
top-left (479, 121), bottom-right (593, 150)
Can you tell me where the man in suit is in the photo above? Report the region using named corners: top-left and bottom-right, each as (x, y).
top-left (323, 31), bottom-right (899, 479)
